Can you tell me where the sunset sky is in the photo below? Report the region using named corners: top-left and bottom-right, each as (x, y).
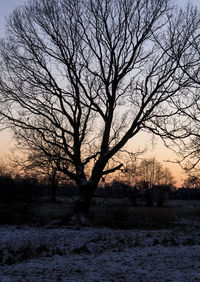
top-left (0, 0), bottom-right (200, 187)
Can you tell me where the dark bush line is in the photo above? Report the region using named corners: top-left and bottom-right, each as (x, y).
top-left (0, 175), bottom-right (46, 202)
top-left (1, 175), bottom-right (200, 204)
top-left (172, 188), bottom-right (200, 200)
top-left (0, 174), bottom-right (78, 202)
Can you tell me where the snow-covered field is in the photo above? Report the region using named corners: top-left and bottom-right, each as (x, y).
top-left (1, 221), bottom-right (200, 281)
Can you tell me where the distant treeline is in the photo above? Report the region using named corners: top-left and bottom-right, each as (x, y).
top-left (1, 175), bottom-right (200, 203)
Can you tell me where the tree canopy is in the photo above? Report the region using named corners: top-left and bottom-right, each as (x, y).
top-left (0, 0), bottom-right (199, 218)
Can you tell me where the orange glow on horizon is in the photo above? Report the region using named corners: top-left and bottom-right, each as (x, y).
top-left (0, 130), bottom-right (185, 187)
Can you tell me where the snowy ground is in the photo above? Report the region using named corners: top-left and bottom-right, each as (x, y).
top-left (1, 221), bottom-right (200, 281)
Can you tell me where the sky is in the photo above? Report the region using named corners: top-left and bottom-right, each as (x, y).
top-left (0, 0), bottom-right (200, 186)
top-left (0, 0), bottom-right (26, 37)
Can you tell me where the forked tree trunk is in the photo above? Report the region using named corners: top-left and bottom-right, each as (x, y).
top-left (71, 182), bottom-right (97, 224)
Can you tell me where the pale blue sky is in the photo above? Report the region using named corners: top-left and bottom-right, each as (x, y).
top-left (0, 0), bottom-right (28, 37)
top-left (1, 0), bottom-right (200, 37)
top-left (0, 0), bottom-right (199, 38)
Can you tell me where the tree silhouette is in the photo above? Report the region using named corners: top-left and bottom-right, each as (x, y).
top-left (11, 130), bottom-right (70, 202)
top-left (124, 157), bottom-right (175, 189)
top-left (0, 0), bottom-right (199, 221)
top-left (183, 174), bottom-right (200, 189)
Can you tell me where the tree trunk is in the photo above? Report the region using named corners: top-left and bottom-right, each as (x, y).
top-left (71, 182), bottom-right (96, 225)
top-left (51, 182), bottom-right (57, 202)
top-left (51, 172), bottom-right (57, 202)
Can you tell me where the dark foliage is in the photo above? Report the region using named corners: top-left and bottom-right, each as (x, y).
top-left (0, 175), bottom-right (43, 202)
top-left (172, 188), bottom-right (200, 200)
top-left (1, 173), bottom-right (200, 226)
top-left (94, 182), bottom-right (135, 199)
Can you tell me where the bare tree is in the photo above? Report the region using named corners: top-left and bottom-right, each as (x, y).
top-left (0, 159), bottom-right (12, 178)
top-left (17, 152), bottom-right (65, 202)
top-left (25, 153), bottom-right (62, 202)
top-left (0, 0), bottom-right (199, 221)
top-left (183, 174), bottom-right (200, 189)
top-left (11, 129), bottom-right (70, 202)
top-left (124, 157), bottom-right (175, 188)
top-left (163, 5), bottom-right (200, 171)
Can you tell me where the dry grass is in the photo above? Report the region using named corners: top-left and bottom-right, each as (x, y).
top-left (89, 206), bottom-right (176, 229)
top-left (1, 198), bottom-right (200, 229)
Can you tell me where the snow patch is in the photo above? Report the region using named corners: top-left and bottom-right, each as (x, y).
top-left (0, 224), bottom-right (200, 281)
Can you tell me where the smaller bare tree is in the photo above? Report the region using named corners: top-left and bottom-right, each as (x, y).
top-left (183, 173), bottom-right (200, 189)
top-left (124, 157), bottom-right (175, 189)
top-left (22, 152), bottom-right (64, 202)
top-left (10, 129), bottom-right (69, 202)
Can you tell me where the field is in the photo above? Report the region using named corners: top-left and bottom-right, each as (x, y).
top-left (1, 197), bottom-right (199, 228)
top-left (1, 199), bottom-right (200, 281)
